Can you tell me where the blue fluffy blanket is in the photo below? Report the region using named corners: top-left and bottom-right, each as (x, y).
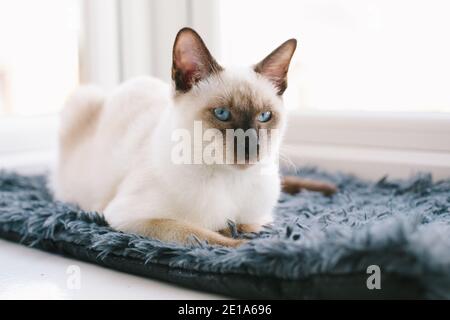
top-left (0, 168), bottom-right (449, 298)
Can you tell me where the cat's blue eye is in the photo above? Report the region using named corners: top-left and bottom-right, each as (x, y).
top-left (213, 107), bottom-right (231, 121)
top-left (257, 111), bottom-right (272, 122)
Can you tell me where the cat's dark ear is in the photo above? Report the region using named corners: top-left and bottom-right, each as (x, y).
top-left (172, 28), bottom-right (222, 93)
top-left (254, 39), bottom-right (297, 95)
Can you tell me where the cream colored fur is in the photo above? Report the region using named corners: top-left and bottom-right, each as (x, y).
top-left (52, 71), bottom-right (284, 246)
top-left (51, 27), bottom-right (299, 247)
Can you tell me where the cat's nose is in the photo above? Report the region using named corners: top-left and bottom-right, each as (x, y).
top-left (231, 128), bottom-right (260, 164)
top-left (244, 128), bottom-right (258, 149)
top-left (244, 129), bottom-right (259, 162)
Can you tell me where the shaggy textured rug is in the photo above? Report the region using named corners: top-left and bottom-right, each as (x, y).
top-left (0, 168), bottom-right (450, 299)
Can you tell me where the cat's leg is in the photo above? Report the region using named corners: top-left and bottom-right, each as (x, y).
top-left (281, 176), bottom-right (337, 196)
top-left (116, 218), bottom-right (246, 247)
top-left (104, 180), bottom-right (246, 247)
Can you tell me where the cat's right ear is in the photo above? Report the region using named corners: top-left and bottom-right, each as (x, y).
top-left (172, 28), bottom-right (222, 93)
top-left (254, 39), bottom-right (297, 95)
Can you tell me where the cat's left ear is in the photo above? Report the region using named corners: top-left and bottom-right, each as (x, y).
top-left (172, 28), bottom-right (223, 93)
top-left (254, 39), bottom-right (297, 95)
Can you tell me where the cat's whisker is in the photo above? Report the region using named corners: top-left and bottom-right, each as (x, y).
top-left (279, 149), bottom-right (299, 173)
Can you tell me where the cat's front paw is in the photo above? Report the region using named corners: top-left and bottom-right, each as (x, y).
top-left (219, 223), bottom-right (262, 239)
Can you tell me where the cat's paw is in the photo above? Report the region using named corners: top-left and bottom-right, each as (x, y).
top-left (218, 227), bottom-right (233, 238)
top-left (237, 224), bottom-right (262, 234)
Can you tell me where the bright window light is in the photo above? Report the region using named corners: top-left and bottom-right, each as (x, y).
top-left (0, 0), bottom-right (80, 117)
top-left (218, 0), bottom-right (450, 113)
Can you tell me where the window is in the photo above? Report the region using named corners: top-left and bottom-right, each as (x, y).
top-left (1, 0), bottom-right (449, 178)
top-left (218, 0), bottom-right (450, 113)
top-left (0, 0), bottom-right (80, 117)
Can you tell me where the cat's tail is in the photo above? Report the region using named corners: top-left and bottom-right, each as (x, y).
top-left (281, 176), bottom-right (338, 196)
top-left (59, 85), bottom-right (105, 153)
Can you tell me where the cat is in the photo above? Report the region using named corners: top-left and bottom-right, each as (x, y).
top-left (52, 28), bottom-right (336, 247)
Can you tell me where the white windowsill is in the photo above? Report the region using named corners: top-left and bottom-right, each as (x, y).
top-left (0, 114), bottom-right (59, 154)
top-left (283, 143), bottom-right (450, 180)
top-left (0, 114), bottom-right (59, 174)
top-left (283, 111), bottom-right (450, 180)
top-left (285, 111), bottom-right (450, 152)
top-left (0, 149), bottom-right (56, 174)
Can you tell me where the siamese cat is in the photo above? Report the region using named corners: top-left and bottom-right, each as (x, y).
top-left (52, 28), bottom-right (336, 247)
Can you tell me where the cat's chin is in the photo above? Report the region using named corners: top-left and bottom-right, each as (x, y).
top-left (233, 163), bottom-right (258, 170)
top-left (228, 157), bottom-right (273, 170)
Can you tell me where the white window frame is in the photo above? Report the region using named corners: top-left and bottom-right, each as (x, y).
top-left (0, 0), bottom-right (215, 172)
top-left (0, 0), bottom-right (115, 172)
top-left (283, 111), bottom-right (450, 179)
top-left (1, 0), bottom-right (449, 179)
